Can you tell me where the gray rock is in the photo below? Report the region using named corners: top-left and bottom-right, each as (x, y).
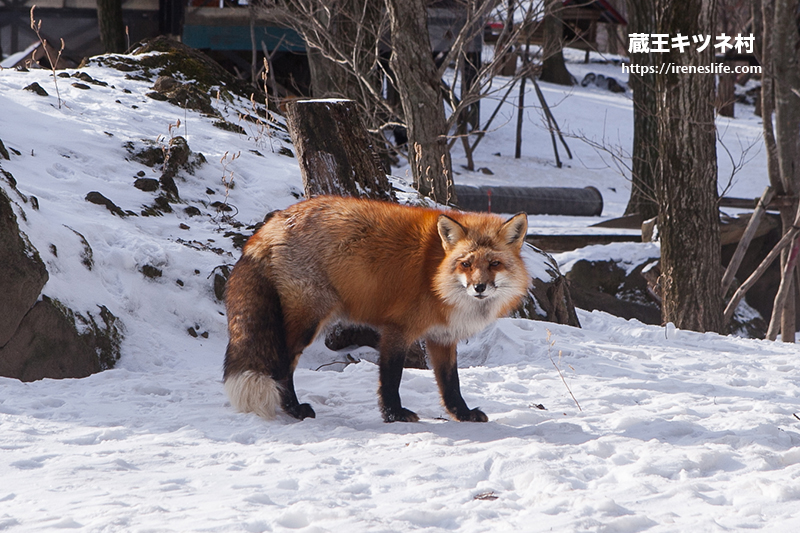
top-left (511, 244), bottom-right (581, 327)
top-left (0, 297), bottom-right (122, 381)
top-left (0, 189), bottom-right (48, 346)
top-left (23, 82), bottom-right (48, 96)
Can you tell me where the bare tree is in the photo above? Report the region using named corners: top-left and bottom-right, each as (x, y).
top-left (539, 0), bottom-right (573, 85)
top-left (264, 0), bottom-right (456, 200)
top-left (623, 0), bottom-right (658, 220)
top-left (654, 0), bottom-right (723, 333)
top-left (761, 0), bottom-right (800, 341)
top-left (264, 1), bottom-right (387, 109)
top-left (385, 0), bottom-right (455, 203)
top-left (97, 0), bottom-right (126, 54)
top-left (261, 0), bottom-right (540, 204)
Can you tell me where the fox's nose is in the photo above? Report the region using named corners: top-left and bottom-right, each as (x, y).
top-left (474, 283), bottom-right (486, 294)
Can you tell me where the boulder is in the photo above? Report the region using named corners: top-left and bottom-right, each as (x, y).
top-left (0, 189), bottom-right (48, 346)
top-left (0, 297), bottom-right (122, 381)
top-left (565, 259), bottom-right (662, 325)
top-left (0, 186), bottom-right (123, 381)
top-left (511, 244), bottom-right (581, 327)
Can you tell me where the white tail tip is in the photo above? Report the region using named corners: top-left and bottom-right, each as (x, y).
top-left (224, 370), bottom-right (281, 420)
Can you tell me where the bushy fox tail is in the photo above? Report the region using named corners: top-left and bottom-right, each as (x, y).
top-left (224, 370), bottom-right (281, 420)
top-left (223, 252), bottom-right (288, 420)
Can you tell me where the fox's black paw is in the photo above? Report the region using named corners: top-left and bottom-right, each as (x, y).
top-left (453, 407), bottom-right (488, 422)
top-left (286, 403), bottom-right (316, 420)
top-left (382, 406), bottom-right (420, 423)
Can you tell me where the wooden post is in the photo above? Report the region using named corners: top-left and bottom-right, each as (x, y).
top-left (532, 77), bottom-right (572, 160)
top-left (724, 222), bottom-right (800, 325)
top-left (284, 99), bottom-right (394, 201)
top-left (721, 186), bottom-right (775, 295)
top-left (514, 44), bottom-right (529, 160)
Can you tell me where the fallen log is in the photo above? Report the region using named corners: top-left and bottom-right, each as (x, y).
top-left (455, 184), bottom-right (603, 216)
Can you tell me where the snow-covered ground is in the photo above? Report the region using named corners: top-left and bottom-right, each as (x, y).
top-left (2, 47), bottom-right (799, 532)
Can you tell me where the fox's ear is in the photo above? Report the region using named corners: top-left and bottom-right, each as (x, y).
top-left (437, 215), bottom-right (466, 250)
top-left (500, 212), bottom-right (528, 249)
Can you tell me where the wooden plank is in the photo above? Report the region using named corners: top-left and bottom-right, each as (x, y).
top-left (720, 195), bottom-right (796, 211)
top-left (590, 213), bottom-right (644, 229)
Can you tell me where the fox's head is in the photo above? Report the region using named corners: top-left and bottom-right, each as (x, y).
top-left (434, 212), bottom-right (530, 313)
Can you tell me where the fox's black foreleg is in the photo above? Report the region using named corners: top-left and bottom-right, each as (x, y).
top-left (276, 371), bottom-right (315, 420)
top-left (378, 328), bottom-right (419, 422)
top-left (426, 340), bottom-right (488, 422)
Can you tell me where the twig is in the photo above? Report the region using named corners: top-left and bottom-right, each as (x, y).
top-left (314, 354), bottom-right (360, 371)
top-left (220, 150), bottom-right (241, 211)
top-left (29, 5), bottom-right (64, 109)
top-left (533, 75), bottom-right (560, 167)
top-left (546, 330), bottom-right (581, 411)
top-left (514, 41), bottom-right (530, 160)
top-left (449, 79), bottom-right (517, 154)
top-left (550, 352), bottom-right (582, 411)
top-left (158, 119), bottom-right (181, 174)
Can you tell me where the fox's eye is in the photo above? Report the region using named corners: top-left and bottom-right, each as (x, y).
top-left (489, 260), bottom-right (501, 268)
top-left (461, 261), bottom-right (472, 269)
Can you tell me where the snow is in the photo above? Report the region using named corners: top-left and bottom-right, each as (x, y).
top-left (0, 42), bottom-right (39, 69)
top-left (2, 48), bottom-right (800, 533)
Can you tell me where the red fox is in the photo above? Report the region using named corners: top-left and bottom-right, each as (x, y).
top-left (224, 196), bottom-right (529, 423)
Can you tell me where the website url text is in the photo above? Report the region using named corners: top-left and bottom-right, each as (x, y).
top-left (622, 63), bottom-right (761, 75)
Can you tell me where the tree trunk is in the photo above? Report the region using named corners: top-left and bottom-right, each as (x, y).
top-left (654, 0), bottom-right (723, 333)
top-left (385, 0), bottom-right (456, 205)
top-left (757, 0), bottom-right (790, 335)
top-left (539, 0), bottom-right (573, 86)
top-left (756, 0), bottom-right (781, 189)
top-left (716, 72), bottom-right (736, 117)
top-left (769, 0), bottom-right (800, 341)
top-left (624, 0), bottom-right (659, 220)
top-left (97, 0), bottom-right (126, 54)
top-left (284, 99), bottom-right (394, 201)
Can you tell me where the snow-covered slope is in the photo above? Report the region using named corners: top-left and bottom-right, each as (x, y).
top-left (2, 50), bottom-right (799, 532)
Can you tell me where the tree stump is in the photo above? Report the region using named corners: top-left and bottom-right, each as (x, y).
top-left (284, 99), bottom-right (394, 201)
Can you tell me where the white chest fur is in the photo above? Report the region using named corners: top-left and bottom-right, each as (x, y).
top-left (424, 298), bottom-right (504, 344)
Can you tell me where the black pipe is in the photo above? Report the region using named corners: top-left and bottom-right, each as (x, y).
top-left (454, 185), bottom-right (603, 216)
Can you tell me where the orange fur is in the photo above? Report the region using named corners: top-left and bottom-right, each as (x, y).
top-left (224, 196), bottom-right (530, 422)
